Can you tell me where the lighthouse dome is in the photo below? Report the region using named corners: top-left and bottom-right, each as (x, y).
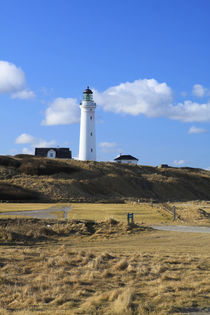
top-left (83, 86), bottom-right (93, 94)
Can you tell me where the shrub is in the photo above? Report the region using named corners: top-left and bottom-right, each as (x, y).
top-left (0, 156), bottom-right (20, 168)
top-left (15, 154), bottom-right (37, 159)
top-left (0, 183), bottom-right (42, 201)
top-left (18, 157), bottom-right (77, 176)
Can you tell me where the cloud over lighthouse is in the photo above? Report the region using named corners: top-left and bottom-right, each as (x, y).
top-left (79, 87), bottom-right (96, 161)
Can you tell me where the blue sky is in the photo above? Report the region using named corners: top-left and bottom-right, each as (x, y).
top-left (0, 0), bottom-right (210, 168)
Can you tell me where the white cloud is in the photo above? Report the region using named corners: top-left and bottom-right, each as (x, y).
top-left (94, 79), bottom-right (173, 117)
top-left (169, 101), bottom-right (210, 122)
top-left (0, 60), bottom-right (36, 99)
top-left (99, 142), bottom-right (118, 153)
top-left (188, 126), bottom-right (207, 134)
top-left (16, 133), bottom-right (35, 144)
top-left (15, 133), bottom-right (56, 154)
top-left (0, 60), bottom-right (26, 93)
top-left (192, 84), bottom-right (210, 98)
top-left (93, 79), bottom-right (210, 123)
top-left (39, 79), bottom-right (210, 127)
top-left (11, 89), bottom-right (36, 99)
top-left (173, 160), bottom-right (185, 166)
top-left (42, 97), bottom-right (80, 125)
top-left (192, 84), bottom-right (206, 98)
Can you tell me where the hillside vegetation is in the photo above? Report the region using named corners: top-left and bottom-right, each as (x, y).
top-left (0, 155), bottom-right (210, 202)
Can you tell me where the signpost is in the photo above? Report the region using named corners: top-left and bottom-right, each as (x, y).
top-left (127, 213), bottom-right (134, 224)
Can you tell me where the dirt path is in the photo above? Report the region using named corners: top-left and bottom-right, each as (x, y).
top-left (152, 225), bottom-right (210, 233)
top-left (0, 206), bottom-right (71, 219)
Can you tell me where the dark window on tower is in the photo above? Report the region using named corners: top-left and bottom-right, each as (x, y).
top-left (90, 132), bottom-right (92, 136)
top-left (90, 116), bottom-right (92, 120)
top-left (91, 148), bottom-right (93, 152)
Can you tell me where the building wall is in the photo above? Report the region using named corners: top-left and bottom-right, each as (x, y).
top-left (35, 148), bottom-right (71, 159)
top-left (116, 159), bottom-right (138, 165)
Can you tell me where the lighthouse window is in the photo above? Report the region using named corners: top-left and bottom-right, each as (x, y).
top-left (90, 116), bottom-right (92, 120)
top-left (91, 148), bottom-right (93, 152)
top-left (90, 132), bottom-right (92, 136)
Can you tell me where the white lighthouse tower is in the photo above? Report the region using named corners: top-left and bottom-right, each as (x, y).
top-left (79, 86), bottom-right (96, 161)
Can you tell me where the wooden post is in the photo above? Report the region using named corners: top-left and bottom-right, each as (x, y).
top-left (173, 206), bottom-right (176, 221)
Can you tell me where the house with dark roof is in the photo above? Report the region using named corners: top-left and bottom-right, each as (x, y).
top-left (114, 154), bottom-right (138, 165)
top-left (35, 148), bottom-right (72, 159)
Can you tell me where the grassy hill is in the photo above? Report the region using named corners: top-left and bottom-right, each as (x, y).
top-left (0, 154), bottom-right (210, 202)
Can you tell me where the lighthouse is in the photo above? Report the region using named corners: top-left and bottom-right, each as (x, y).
top-left (79, 86), bottom-right (96, 161)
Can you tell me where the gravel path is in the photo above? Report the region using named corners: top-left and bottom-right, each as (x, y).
top-left (0, 206), bottom-right (71, 219)
top-left (152, 225), bottom-right (210, 233)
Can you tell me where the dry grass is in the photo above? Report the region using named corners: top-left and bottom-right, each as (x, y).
top-left (0, 218), bottom-right (151, 246)
top-left (1, 156), bottom-right (210, 202)
top-left (0, 241), bottom-right (209, 315)
top-left (0, 200), bottom-right (209, 225)
top-left (1, 200), bottom-right (210, 226)
top-left (0, 202), bottom-right (172, 225)
top-left (0, 202), bottom-right (209, 314)
top-left (168, 201), bottom-right (210, 226)
top-left (69, 203), bottom-right (172, 225)
top-left (69, 201), bottom-right (210, 226)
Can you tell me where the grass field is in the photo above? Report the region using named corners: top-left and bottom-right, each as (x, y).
top-left (69, 201), bottom-right (210, 226)
top-left (0, 222), bottom-right (209, 315)
top-left (68, 203), bottom-right (172, 225)
top-left (0, 202), bottom-right (173, 224)
top-left (0, 202), bottom-right (209, 314)
top-left (0, 201), bottom-right (210, 225)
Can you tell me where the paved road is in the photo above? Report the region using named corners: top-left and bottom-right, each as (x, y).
top-left (152, 225), bottom-right (210, 233)
top-left (0, 206), bottom-right (71, 219)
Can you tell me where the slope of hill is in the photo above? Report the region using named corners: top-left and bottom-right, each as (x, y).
top-left (0, 155), bottom-right (210, 202)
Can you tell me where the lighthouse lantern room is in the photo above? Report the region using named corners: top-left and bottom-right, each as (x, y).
top-left (79, 87), bottom-right (96, 161)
